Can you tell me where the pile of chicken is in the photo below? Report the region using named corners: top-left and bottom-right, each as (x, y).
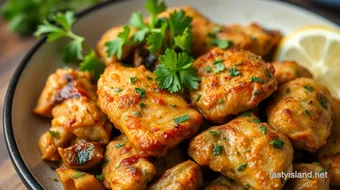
top-left (34, 6), bottom-right (339, 190)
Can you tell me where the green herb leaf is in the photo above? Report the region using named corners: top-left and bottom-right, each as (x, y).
top-left (130, 77), bottom-right (138, 84)
top-left (229, 67), bottom-right (240, 77)
top-left (211, 39), bottom-right (231, 49)
top-left (79, 51), bottom-right (106, 81)
top-left (96, 173), bottom-right (103, 181)
top-left (173, 114), bottom-right (190, 124)
top-left (134, 111), bottom-right (142, 116)
top-left (146, 22), bottom-right (167, 53)
top-left (196, 95), bottom-right (202, 102)
top-left (260, 125), bottom-right (267, 134)
top-left (250, 76), bottom-right (263, 83)
top-left (139, 103), bottom-right (147, 108)
top-left (304, 110), bottom-right (311, 116)
top-left (115, 87), bottom-right (122, 93)
top-left (242, 112), bottom-right (251, 117)
top-left (217, 99), bottom-right (224, 104)
top-left (213, 143), bottom-right (222, 155)
top-left (320, 168), bottom-right (327, 173)
top-left (50, 177), bottom-right (58, 182)
top-left (101, 159), bottom-right (109, 167)
top-left (303, 85), bottom-right (314, 92)
top-left (105, 25), bottom-right (130, 59)
top-left (253, 118), bottom-right (261, 123)
top-left (129, 12), bottom-right (146, 29)
top-left (72, 171), bottom-right (85, 179)
top-left (174, 27), bottom-right (193, 52)
top-left (319, 96), bottom-right (329, 110)
top-left (269, 138), bottom-right (285, 149)
top-left (209, 131), bottom-right (219, 135)
top-left (237, 163), bottom-right (247, 171)
top-left (49, 130), bottom-right (59, 137)
top-left (169, 9), bottom-right (192, 36)
top-left (154, 49), bottom-right (200, 93)
top-left (213, 59), bottom-right (225, 74)
top-left (145, 0), bottom-right (167, 18)
top-left (115, 143), bottom-right (124, 148)
top-left (205, 66), bottom-right (211, 73)
top-left (135, 88), bottom-right (146, 98)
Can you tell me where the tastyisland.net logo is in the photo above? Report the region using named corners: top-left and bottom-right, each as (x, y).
top-left (270, 171), bottom-right (328, 179)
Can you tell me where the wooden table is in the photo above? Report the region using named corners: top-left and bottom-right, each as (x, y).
top-left (0, 1), bottom-right (339, 189)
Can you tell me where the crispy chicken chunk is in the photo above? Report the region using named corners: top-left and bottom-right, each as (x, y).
top-left (267, 78), bottom-right (333, 152)
top-left (272, 61), bottom-right (312, 85)
top-left (188, 113), bottom-right (294, 190)
top-left (285, 163), bottom-right (330, 190)
top-left (97, 64), bottom-right (202, 156)
top-left (190, 48), bottom-right (277, 123)
top-left (33, 68), bottom-right (96, 118)
top-left (318, 99), bottom-right (340, 186)
top-left (204, 176), bottom-right (245, 190)
top-left (58, 142), bottom-right (103, 170)
top-left (56, 168), bottom-right (105, 190)
top-left (102, 135), bottom-right (156, 190)
top-left (147, 160), bottom-right (203, 190)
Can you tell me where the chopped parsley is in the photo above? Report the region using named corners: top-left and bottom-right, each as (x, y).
top-left (115, 87), bottom-right (122, 93)
top-left (146, 76), bottom-right (153, 80)
top-left (173, 114), bottom-right (190, 124)
top-left (170, 104), bottom-right (177, 107)
top-left (209, 131), bottom-right (219, 135)
top-left (213, 143), bottom-right (222, 155)
top-left (270, 138), bottom-right (285, 149)
top-left (320, 168), bottom-right (327, 173)
top-left (135, 88), bottom-right (146, 98)
top-left (134, 111), bottom-right (141, 116)
top-left (115, 143), bottom-right (124, 148)
top-left (72, 171), bottom-right (85, 179)
top-left (237, 163), bottom-right (247, 171)
top-left (211, 39), bottom-right (232, 49)
top-left (229, 67), bottom-right (240, 77)
top-left (212, 59), bottom-right (225, 73)
top-left (77, 144), bottom-right (94, 165)
top-left (96, 173), bottom-right (104, 181)
top-left (303, 85), bottom-right (314, 92)
top-left (235, 62), bottom-right (243, 66)
top-left (205, 66), bottom-right (211, 73)
top-left (48, 130), bottom-right (59, 138)
top-left (304, 110), bottom-right (311, 116)
top-left (242, 112), bottom-right (251, 117)
top-left (319, 96), bottom-right (329, 110)
top-left (253, 118), bottom-right (261, 123)
top-left (139, 103), bottom-right (147, 108)
top-left (260, 125), bottom-right (267, 134)
top-left (196, 95), bottom-right (202, 102)
top-left (130, 77), bottom-right (138, 84)
top-left (217, 99), bottom-right (224, 104)
top-left (101, 159), bottom-right (109, 167)
top-left (250, 76), bottom-right (263, 83)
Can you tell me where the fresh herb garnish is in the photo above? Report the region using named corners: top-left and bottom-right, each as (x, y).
top-left (134, 111), bottom-right (142, 116)
top-left (205, 66), bottom-right (211, 73)
top-left (237, 163), bottom-right (247, 171)
top-left (115, 87), bottom-right (122, 93)
top-left (213, 143), bottom-right (222, 155)
top-left (49, 130), bottom-right (59, 137)
top-left (320, 168), bottom-right (327, 173)
top-left (209, 131), bottom-right (219, 135)
top-left (217, 99), bottom-right (224, 104)
top-left (304, 110), bottom-right (311, 116)
top-left (135, 88), bottom-right (146, 98)
top-left (250, 76), bottom-right (263, 83)
top-left (260, 125), bottom-right (267, 134)
top-left (235, 62), bottom-right (243, 66)
top-left (319, 96), bottom-right (329, 110)
top-left (96, 173), bottom-right (104, 181)
top-left (50, 177), bottom-right (58, 182)
top-left (270, 138), bottom-right (285, 149)
top-left (72, 171), bottom-right (85, 179)
top-left (154, 49), bottom-right (200, 93)
top-left (229, 67), bottom-right (240, 77)
top-left (303, 85), bottom-right (314, 92)
top-left (139, 103), bottom-right (147, 108)
top-left (105, 25), bottom-right (130, 59)
top-left (115, 143), bottom-right (124, 148)
top-left (102, 159), bottom-right (109, 167)
top-left (173, 114), bottom-right (190, 124)
top-left (253, 118), bottom-right (261, 123)
top-left (130, 77), bottom-right (138, 84)
top-left (213, 59), bottom-right (225, 73)
top-left (196, 95), bottom-right (202, 102)
top-left (242, 112), bottom-right (251, 117)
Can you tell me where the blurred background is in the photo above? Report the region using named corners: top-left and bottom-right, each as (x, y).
top-left (0, 0), bottom-right (339, 189)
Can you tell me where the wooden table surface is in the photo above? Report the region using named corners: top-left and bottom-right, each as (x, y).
top-left (0, 1), bottom-right (339, 189)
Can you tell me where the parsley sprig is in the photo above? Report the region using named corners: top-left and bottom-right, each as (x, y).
top-left (34, 11), bottom-right (105, 81)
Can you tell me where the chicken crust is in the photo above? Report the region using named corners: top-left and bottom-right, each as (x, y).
top-left (147, 160), bottom-right (203, 190)
top-left (188, 113), bottom-right (293, 190)
top-left (56, 168), bottom-right (105, 190)
top-left (272, 61), bottom-right (312, 85)
top-left (97, 64), bottom-right (202, 156)
top-left (190, 48), bottom-right (277, 123)
top-left (318, 99), bottom-right (340, 186)
top-left (284, 163), bottom-right (330, 190)
top-left (204, 175), bottom-right (245, 190)
top-left (267, 78), bottom-right (333, 152)
top-left (102, 135), bottom-right (156, 190)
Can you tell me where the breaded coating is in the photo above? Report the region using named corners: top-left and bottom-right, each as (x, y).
top-left (285, 163), bottom-right (330, 190)
top-left (52, 96), bottom-right (112, 145)
top-left (267, 78), bottom-right (333, 152)
top-left (33, 68), bottom-right (96, 118)
top-left (38, 126), bottom-right (73, 161)
top-left (318, 99), bottom-right (340, 186)
top-left (190, 48), bottom-right (277, 123)
top-left (56, 168), bottom-right (105, 190)
top-left (147, 160), bottom-right (203, 190)
top-left (272, 61), bottom-right (312, 85)
top-left (58, 142), bottom-right (103, 170)
top-left (97, 64), bottom-right (202, 156)
top-left (188, 113), bottom-right (293, 190)
top-left (102, 135), bottom-right (156, 190)
top-left (204, 176), bottom-right (245, 190)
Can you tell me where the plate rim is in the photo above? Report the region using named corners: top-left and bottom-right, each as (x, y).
top-left (2, 0), bottom-right (339, 189)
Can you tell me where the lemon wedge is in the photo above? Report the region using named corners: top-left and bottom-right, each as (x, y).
top-left (275, 26), bottom-right (340, 98)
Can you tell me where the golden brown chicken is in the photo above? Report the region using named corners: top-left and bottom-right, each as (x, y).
top-left (56, 168), bottom-right (105, 190)
top-left (102, 135), bottom-right (156, 190)
top-left (97, 63), bottom-right (202, 157)
top-left (318, 99), bottom-right (340, 186)
top-left (97, 6), bottom-right (281, 65)
top-left (147, 160), bottom-right (203, 190)
top-left (267, 78), bottom-right (333, 152)
top-left (190, 48), bottom-right (277, 123)
top-left (58, 142), bottom-right (103, 170)
top-left (33, 68), bottom-right (96, 118)
top-left (272, 61), bottom-right (313, 85)
top-left (188, 113), bottom-right (294, 190)
top-left (204, 176), bottom-right (245, 190)
top-left (284, 163), bottom-right (330, 190)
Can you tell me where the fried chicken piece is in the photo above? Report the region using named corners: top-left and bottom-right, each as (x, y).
top-left (272, 61), bottom-right (312, 85)
top-left (285, 163), bottom-right (330, 190)
top-left (38, 126), bottom-right (73, 161)
top-left (102, 135), bottom-right (156, 190)
top-left (58, 142), bottom-right (103, 170)
top-left (204, 176), bottom-right (245, 190)
top-left (190, 48), bottom-right (277, 123)
top-left (188, 113), bottom-right (293, 190)
top-left (267, 78), bottom-right (333, 152)
top-left (318, 99), bottom-right (340, 186)
top-left (147, 160), bottom-right (203, 190)
top-left (97, 64), bottom-right (202, 156)
top-left (56, 168), bottom-right (105, 190)
top-left (33, 68), bottom-right (96, 118)
top-left (52, 96), bottom-right (112, 145)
